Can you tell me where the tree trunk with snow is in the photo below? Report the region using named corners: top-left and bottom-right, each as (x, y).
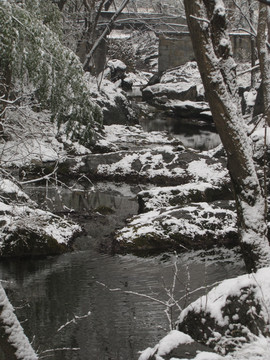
top-left (183, 0), bottom-right (270, 272)
top-left (0, 283), bottom-right (38, 360)
top-left (257, 2), bottom-right (270, 125)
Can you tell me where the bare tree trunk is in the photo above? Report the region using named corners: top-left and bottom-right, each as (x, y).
top-left (0, 64), bottom-right (12, 137)
top-left (257, 2), bottom-right (270, 125)
top-left (183, 0), bottom-right (270, 272)
top-left (248, 0), bottom-right (257, 88)
top-left (83, 0), bottom-right (130, 71)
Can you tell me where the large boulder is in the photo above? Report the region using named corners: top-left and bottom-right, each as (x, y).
top-left (95, 124), bottom-right (179, 152)
top-left (0, 178), bottom-right (81, 258)
top-left (138, 269), bottom-right (270, 360)
top-left (78, 146), bottom-right (229, 186)
top-left (0, 201), bottom-right (81, 257)
top-left (86, 75), bottom-right (137, 125)
top-left (107, 59), bottom-right (127, 82)
top-left (177, 267), bottom-right (270, 355)
top-left (114, 201), bottom-right (238, 255)
top-left (163, 100), bottom-right (212, 119)
top-left (142, 82), bottom-right (198, 104)
top-left (138, 182), bottom-right (233, 213)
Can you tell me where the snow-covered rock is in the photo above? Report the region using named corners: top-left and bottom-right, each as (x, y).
top-left (0, 178), bottom-right (81, 258)
top-left (115, 201), bottom-right (237, 255)
top-left (98, 124), bottom-right (179, 151)
top-left (139, 268), bottom-right (270, 360)
top-left (138, 181), bottom-right (232, 213)
top-left (160, 62), bottom-right (202, 85)
top-left (138, 330), bottom-right (221, 360)
top-left (177, 267), bottom-right (270, 355)
top-left (107, 59), bottom-right (127, 82)
top-left (142, 82), bottom-right (198, 103)
top-left (0, 200), bottom-right (81, 257)
top-left (140, 62), bottom-right (214, 123)
top-left (86, 75), bottom-right (137, 125)
top-left (163, 100), bottom-right (211, 119)
top-left (79, 146), bottom-right (228, 186)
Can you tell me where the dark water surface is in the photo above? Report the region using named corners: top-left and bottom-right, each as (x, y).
top-left (0, 184), bottom-right (245, 360)
top-left (140, 112), bottom-right (220, 151)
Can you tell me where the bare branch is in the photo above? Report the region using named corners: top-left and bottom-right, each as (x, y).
top-left (83, 0), bottom-right (130, 71)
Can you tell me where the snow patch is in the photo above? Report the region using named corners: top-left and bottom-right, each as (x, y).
top-left (138, 330), bottom-right (194, 360)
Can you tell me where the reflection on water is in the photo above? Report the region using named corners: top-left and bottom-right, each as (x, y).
top-left (0, 249), bottom-right (245, 360)
top-left (24, 182), bottom-right (142, 214)
top-left (0, 184), bottom-right (244, 360)
top-left (140, 112), bottom-right (221, 151)
top-left (174, 130), bottom-right (221, 151)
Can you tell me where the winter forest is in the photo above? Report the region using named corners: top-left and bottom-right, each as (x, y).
top-left (2, 0), bottom-right (270, 359)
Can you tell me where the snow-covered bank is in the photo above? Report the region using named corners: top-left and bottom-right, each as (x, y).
top-left (139, 267), bottom-right (270, 360)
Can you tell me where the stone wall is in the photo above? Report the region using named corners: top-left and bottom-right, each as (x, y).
top-left (158, 32), bottom-right (251, 72)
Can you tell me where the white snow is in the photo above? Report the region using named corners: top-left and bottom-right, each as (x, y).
top-left (157, 331), bottom-right (194, 356)
top-left (107, 30), bottom-right (132, 39)
top-left (244, 89), bottom-right (257, 107)
top-left (214, 1), bottom-right (226, 17)
top-left (160, 62), bottom-right (202, 85)
top-left (107, 59), bottom-right (127, 71)
top-left (166, 100), bottom-right (209, 111)
top-left (0, 179), bottom-right (29, 200)
top-left (102, 124), bottom-right (176, 147)
top-left (187, 159), bottom-right (228, 184)
top-left (138, 181), bottom-right (226, 212)
top-left (86, 73), bottom-right (129, 108)
top-left (97, 148), bottom-right (185, 179)
top-left (144, 82), bottom-right (197, 96)
top-left (138, 330), bottom-right (194, 360)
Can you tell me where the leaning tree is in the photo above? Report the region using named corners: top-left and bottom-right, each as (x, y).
top-left (183, 0), bottom-right (270, 272)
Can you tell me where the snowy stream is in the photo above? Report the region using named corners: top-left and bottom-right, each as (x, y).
top-left (128, 86), bottom-right (221, 151)
top-left (0, 183), bottom-right (245, 360)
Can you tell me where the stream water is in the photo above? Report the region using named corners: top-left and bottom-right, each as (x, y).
top-left (0, 183), bottom-right (245, 360)
top-left (129, 87), bottom-right (221, 151)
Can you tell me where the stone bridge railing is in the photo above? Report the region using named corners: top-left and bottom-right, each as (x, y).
top-left (98, 11), bottom-right (187, 32)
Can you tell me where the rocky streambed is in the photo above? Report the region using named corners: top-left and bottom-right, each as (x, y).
top-left (13, 122), bottom-right (239, 258)
top-left (1, 59), bottom-right (269, 359)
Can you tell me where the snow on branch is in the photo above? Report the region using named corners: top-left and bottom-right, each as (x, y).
top-left (57, 311), bottom-right (91, 332)
top-left (189, 15), bottom-right (210, 24)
